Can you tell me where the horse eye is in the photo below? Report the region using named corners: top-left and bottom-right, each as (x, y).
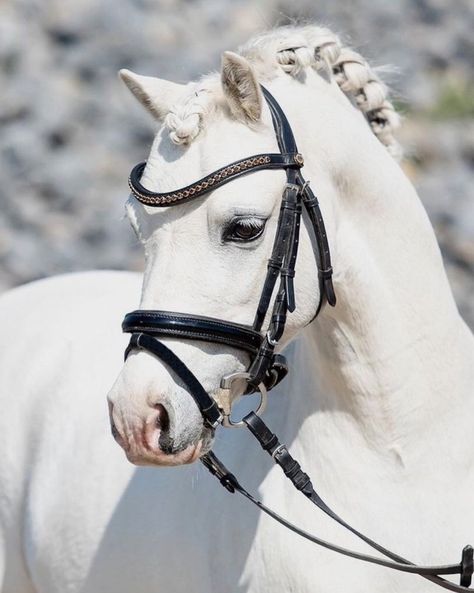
top-left (223, 217), bottom-right (266, 243)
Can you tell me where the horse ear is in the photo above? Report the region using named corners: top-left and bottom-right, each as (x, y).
top-left (221, 52), bottom-right (262, 122)
top-left (119, 69), bottom-right (185, 121)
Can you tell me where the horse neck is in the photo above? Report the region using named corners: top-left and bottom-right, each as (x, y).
top-left (276, 80), bottom-right (474, 468)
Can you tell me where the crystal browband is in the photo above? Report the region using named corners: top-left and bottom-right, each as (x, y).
top-left (128, 152), bottom-right (304, 207)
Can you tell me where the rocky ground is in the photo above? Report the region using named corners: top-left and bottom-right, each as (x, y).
top-left (0, 0), bottom-right (473, 325)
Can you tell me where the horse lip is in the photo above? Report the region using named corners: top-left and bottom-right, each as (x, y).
top-left (125, 440), bottom-right (204, 466)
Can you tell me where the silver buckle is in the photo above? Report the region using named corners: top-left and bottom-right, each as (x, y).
top-left (284, 182), bottom-right (300, 193)
top-left (215, 371), bottom-right (267, 428)
top-left (266, 330), bottom-right (279, 347)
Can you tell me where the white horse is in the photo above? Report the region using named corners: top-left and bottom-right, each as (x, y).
top-left (1, 24), bottom-right (473, 593)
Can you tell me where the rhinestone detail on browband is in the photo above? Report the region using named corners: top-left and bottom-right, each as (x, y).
top-left (129, 155), bottom-right (273, 206)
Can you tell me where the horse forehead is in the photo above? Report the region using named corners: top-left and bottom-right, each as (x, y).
top-left (134, 119), bottom-right (283, 227)
top-left (144, 117), bottom-right (277, 195)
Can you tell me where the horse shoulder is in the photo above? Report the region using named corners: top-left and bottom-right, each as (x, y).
top-left (0, 271), bottom-right (142, 592)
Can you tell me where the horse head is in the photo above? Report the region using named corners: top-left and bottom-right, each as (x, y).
top-left (107, 27), bottom-right (401, 466)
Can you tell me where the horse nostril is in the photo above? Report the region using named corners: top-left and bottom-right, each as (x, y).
top-left (144, 403), bottom-right (173, 454)
top-left (111, 421), bottom-right (119, 440)
top-left (108, 402), bottom-right (126, 448)
top-left (154, 403), bottom-right (170, 432)
top-left (110, 418), bottom-right (128, 450)
top-left (108, 402), bottom-right (119, 440)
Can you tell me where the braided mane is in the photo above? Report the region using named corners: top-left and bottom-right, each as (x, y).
top-left (165, 24), bottom-right (401, 159)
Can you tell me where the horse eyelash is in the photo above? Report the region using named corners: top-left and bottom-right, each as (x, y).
top-left (222, 216), bottom-right (266, 242)
top-left (235, 217), bottom-right (265, 229)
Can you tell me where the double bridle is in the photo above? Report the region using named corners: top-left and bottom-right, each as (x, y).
top-left (123, 86), bottom-right (473, 591)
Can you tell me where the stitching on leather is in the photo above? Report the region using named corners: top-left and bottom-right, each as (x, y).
top-left (125, 325), bottom-right (259, 351)
top-left (129, 155), bottom-right (273, 205)
top-left (128, 152), bottom-right (301, 207)
top-left (126, 324), bottom-right (258, 346)
top-left (125, 324), bottom-right (260, 348)
top-left (127, 312), bottom-right (258, 337)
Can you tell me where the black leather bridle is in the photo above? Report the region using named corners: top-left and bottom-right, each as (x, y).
top-left (124, 86), bottom-right (336, 422)
top-left (123, 86), bottom-right (473, 591)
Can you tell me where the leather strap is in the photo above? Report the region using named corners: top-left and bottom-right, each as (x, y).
top-left (124, 329), bottom-right (474, 591)
top-left (299, 178), bottom-right (336, 308)
top-left (123, 310), bottom-right (263, 355)
top-left (202, 413), bottom-right (474, 592)
top-left (129, 152), bottom-right (304, 207)
top-left (251, 93), bottom-right (304, 334)
top-left (125, 333), bottom-right (222, 429)
top-left (263, 84), bottom-right (336, 310)
top-left (261, 86), bottom-right (298, 155)
top-left (123, 312), bottom-right (288, 393)
top-left (252, 183), bottom-right (299, 332)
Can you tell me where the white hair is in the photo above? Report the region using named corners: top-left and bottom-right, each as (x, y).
top-left (164, 24), bottom-right (401, 158)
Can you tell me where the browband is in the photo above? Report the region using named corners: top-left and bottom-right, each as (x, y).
top-left (129, 152), bottom-right (304, 207)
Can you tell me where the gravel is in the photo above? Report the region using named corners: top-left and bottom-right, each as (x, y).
top-left (0, 0), bottom-right (472, 325)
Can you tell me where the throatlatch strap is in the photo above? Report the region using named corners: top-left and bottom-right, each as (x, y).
top-left (201, 413), bottom-right (474, 593)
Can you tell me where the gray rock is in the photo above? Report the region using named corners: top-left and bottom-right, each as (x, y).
top-left (0, 0), bottom-right (472, 327)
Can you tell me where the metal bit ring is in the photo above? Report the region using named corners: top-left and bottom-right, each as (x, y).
top-left (217, 371), bottom-right (267, 428)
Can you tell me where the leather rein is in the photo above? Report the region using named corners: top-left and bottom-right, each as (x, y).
top-left (123, 86), bottom-right (473, 591)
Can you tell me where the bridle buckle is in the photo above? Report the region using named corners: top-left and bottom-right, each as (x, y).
top-left (284, 181), bottom-right (301, 194)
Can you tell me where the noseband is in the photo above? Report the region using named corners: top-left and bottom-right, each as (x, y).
top-left (122, 86), bottom-right (473, 591)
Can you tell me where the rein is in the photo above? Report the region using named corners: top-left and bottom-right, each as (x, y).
top-left (123, 86), bottom-right (473, 591)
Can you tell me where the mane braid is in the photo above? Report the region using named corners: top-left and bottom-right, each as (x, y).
top-left (164, 24), bottom-right (401, 159)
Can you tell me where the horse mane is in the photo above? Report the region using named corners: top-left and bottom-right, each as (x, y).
top-left (164, 24), bottom-right (402, 159)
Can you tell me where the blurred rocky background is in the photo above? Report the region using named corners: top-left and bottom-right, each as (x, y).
top-left (0, 0), bottom-right (473, 325)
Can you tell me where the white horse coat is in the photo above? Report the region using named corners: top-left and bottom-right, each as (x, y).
top-left (1, 25), bottom-right (473, 593)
